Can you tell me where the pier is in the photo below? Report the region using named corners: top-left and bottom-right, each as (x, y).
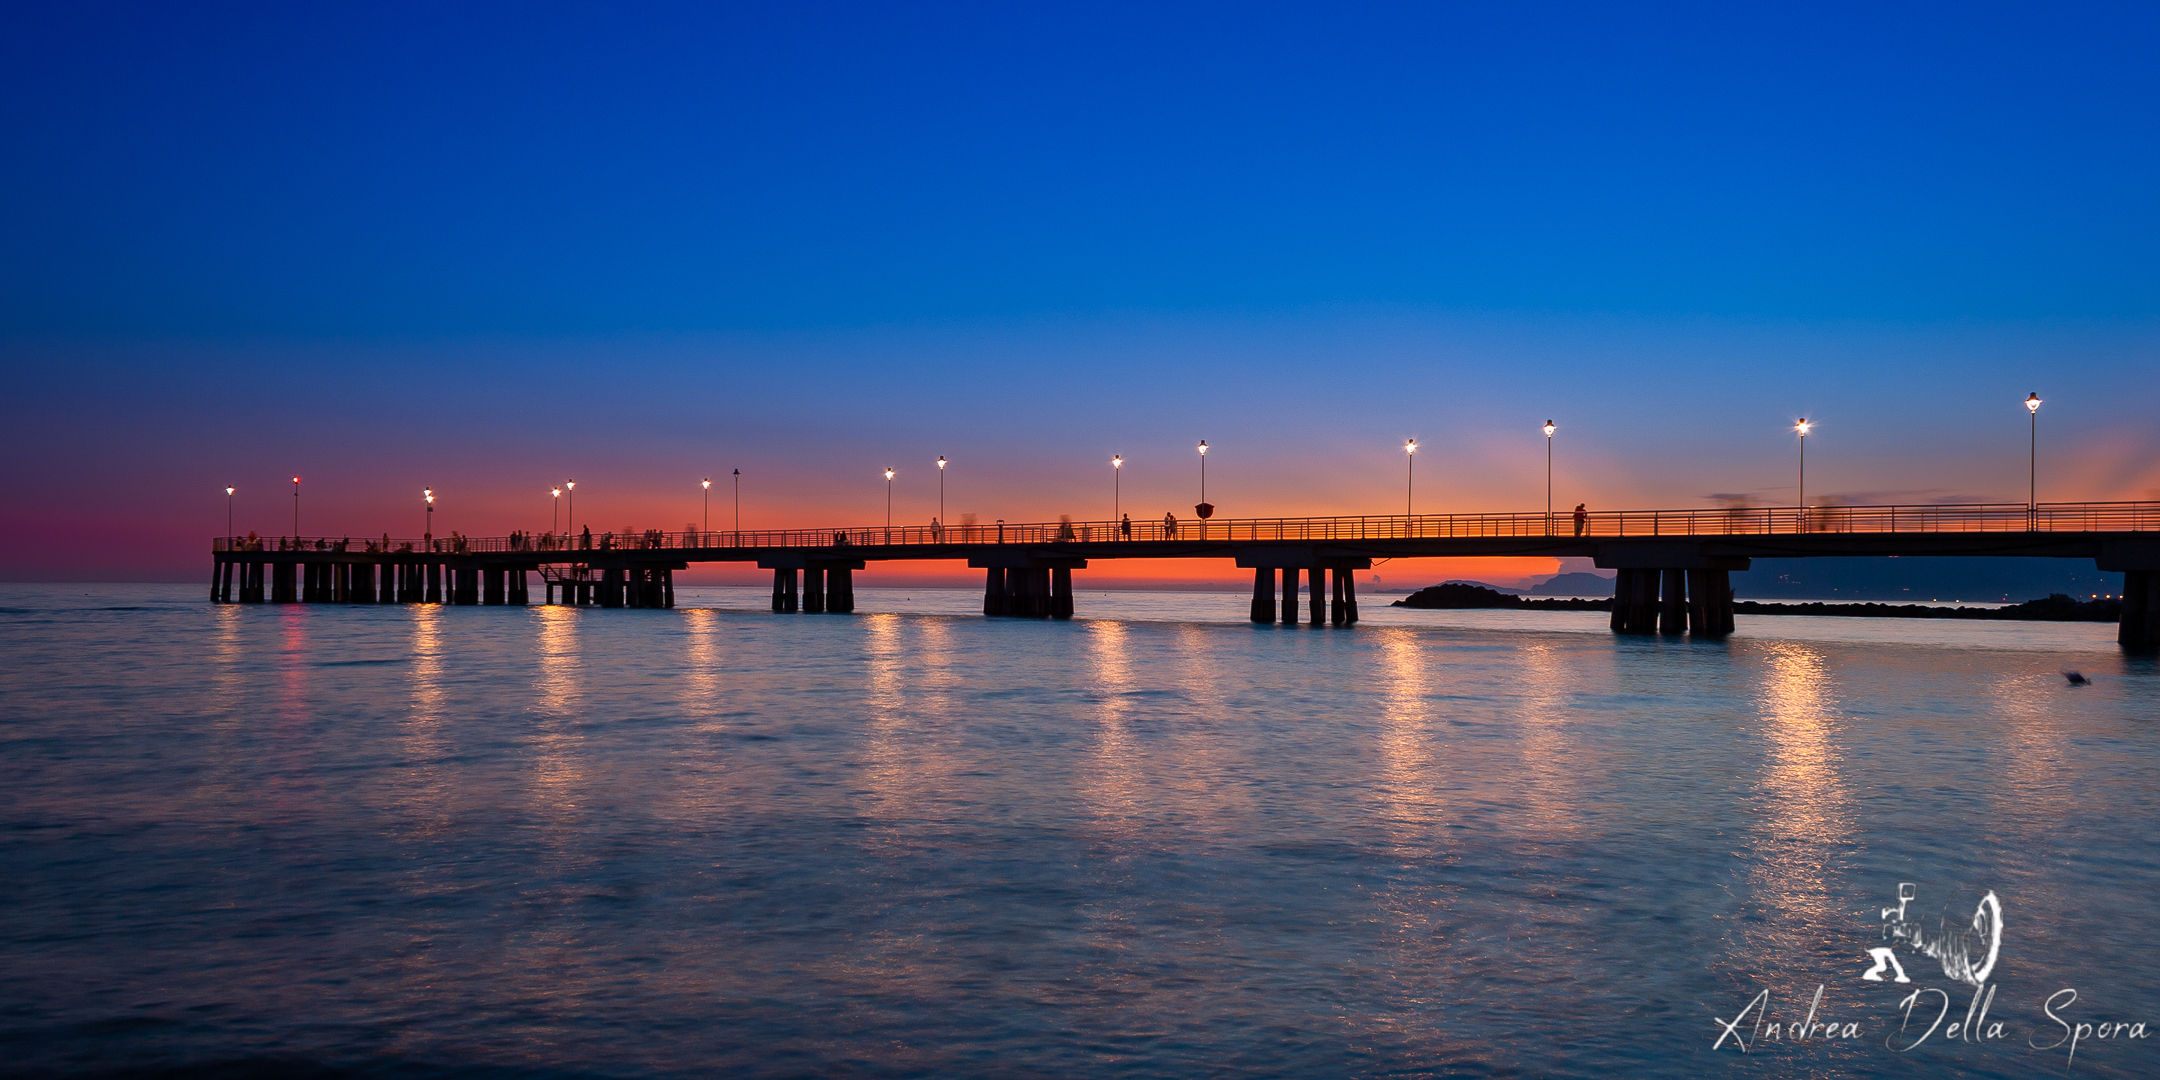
top-left (212, 500), bottom-right (2160, 651)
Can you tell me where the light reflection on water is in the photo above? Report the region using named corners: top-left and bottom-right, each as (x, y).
top-left (1, 584), bottom-right (2156, 1080)
top-left (1732, 642), bottom-right (1859, 987)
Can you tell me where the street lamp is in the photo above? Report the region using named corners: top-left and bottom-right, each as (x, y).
top-left (225, 486), bottom-right (235, 542)
top-left (565, 479), bottom-right (575, 537)
top-left (291, 476), bottom-right (301, 538)
top-left (702, 477), bottom-right (711, 536)
top-left (552, 487), bottom-right (561, 533)
top-left (937, 456), bottom-right (947, 527)
top-left (424, 487), bottom-right (434, 541)
top-left (2026, 392), bottom-right (2042, 525)
top-left (1404, 439), bottom-right (1416, 520)
top-left (884, 468), bottom-right (895, 531)
top-left (732, 468), bottom-right (740, 539)
top-left (1543, 421), bottom-right (1555, 536)
top-left (1794, 419), bottom-right (1811, 528)
top-left (1112, 454), bottom-right (1122, 523)
top-left (1196, 441), bottom-right (1210, 538)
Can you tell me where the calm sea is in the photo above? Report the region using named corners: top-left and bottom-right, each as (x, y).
top-left (3, 583), bottom-right (2156, 1079)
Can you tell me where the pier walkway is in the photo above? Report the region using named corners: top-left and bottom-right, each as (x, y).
top-left (212, 500), bottom-right (2160, 651)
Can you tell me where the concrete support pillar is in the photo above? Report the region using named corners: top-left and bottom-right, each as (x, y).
top-left (1330, 568), bottom-right (1347, 626)
top-left (2122, 570), bottom-right (2158, 654)
top-left (772, 568), bottom-right (787, 612)
top-left (484, 568), bottom-right (505, 605)
top-left (545, 579), bottom-right (556, 605)
top-left (1611, 568), bottom-right (1663, 635)
top-left (272, 562), bottom-right (296, 603)
top-left (1343, 570), bottom-right (1359, 624)
top-left (1052, 567), bottom-right (1074, 619)
top-left (1309, 567), bottom-right (1327, 625)
top-left (1014, 568), bottom-right (1036, 617)
top-left (1660, 569), bottom-right (1688, 636)
top-left (661, 568), bottom-right (673, 608)
top-left (512, 569), bottom-right (529, 605)
top-left (1635, 569), bottom-right (1662, 634)
top-left (1251, 567), bottom-right (1275, 623)
top-left (1279, 568), bottom-right (1297, 623)
top-left (803, 567), bottom-right (826, 613)
top-left (600, 568), bottom-right (625, 608)
top-left (426, 563), bottom-right (442, 604)
top-left (831, 567), bottom-right (854, 613)
top-left (983, 566), bottom-right (1007, 616)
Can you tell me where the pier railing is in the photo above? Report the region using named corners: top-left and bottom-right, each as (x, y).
top-left (213, 500), bottom-right (2160, 554)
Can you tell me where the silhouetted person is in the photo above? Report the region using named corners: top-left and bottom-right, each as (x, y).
top-left (1120, 514), bottom-right (1132, 540)
top-left (1573, 503), bottom-right (1588, 537)
top-left (580, 525), bottom-right (592, 550)
top-left (1164, 511), bottom-right (1177, 537)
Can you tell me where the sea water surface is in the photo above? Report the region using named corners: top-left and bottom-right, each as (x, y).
top-left (3, 583), bottom-right (2157, 1079)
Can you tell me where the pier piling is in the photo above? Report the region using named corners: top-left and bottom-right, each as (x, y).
top-left (1052, 567), bottom-right (1073, 619)
top-left (2124, 570), bottom-right (2158, 653)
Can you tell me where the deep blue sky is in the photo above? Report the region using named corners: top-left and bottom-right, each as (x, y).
top-left (4, 3), bottom-right (2157, 580)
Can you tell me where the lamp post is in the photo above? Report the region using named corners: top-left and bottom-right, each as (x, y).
top-left (291, 476), bottom-right (300, 538)
top-left (937, 456), bottom-right (947, 528)
top-left (552, 487), bottom-right (561, 533)
top-left (1794, 419), bottom-right (1811, 530)
top-left (1404, 439), bottom-right (1416, 520)
top-left (424, 488), bottom-right (434, 542)
top-left (1543, 421), bottom-right (1555, 536)
top-left (1196, 440), bottom-right (1209, 539)
top-left (565, 479), bottom-right (575, 537)
top-left (2026, 392), bottom-right (2042, 527)
top-left (1112, 455), bottom-right (1122, 522)
top-left (225, 486), bottom-right (235, 542)
top-left (732, 468), bottom-right (740, 540)
top-left (702, 477), bottom-right (711, 536)
top-left (884, 468), bottom-right (895, 532)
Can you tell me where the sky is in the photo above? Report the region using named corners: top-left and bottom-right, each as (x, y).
top-left (3, 2), bottom-right (2157, 586)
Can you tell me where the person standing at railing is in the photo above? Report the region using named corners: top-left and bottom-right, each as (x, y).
top-left (1120, 514), bottom-right (1132, 540)
top-left (931, 517), bottom-right (942, 542)
top-left (1573, 504), bottom-right (1588, 537)
top-left (1164, 511), bottom-right (1177, 538)
top-left (580, 526), bottom-right (592, 550)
